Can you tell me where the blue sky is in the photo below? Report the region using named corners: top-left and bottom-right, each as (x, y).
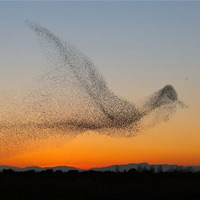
top-left (0, 1), bottom-right (200, 104)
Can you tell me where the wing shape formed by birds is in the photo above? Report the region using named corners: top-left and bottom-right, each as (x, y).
top-left (0, 22), bottom-right (185, 158)
top-left (24, 21), bottom-right (184, 134)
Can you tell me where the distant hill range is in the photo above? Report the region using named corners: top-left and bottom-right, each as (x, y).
top-left (1, 163), bottom-right (200, 172)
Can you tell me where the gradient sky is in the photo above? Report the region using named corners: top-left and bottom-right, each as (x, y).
top-left (0, 1), bottom-right (200, 168)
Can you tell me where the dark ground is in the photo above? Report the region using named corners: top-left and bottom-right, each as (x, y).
top-left (0, 169), bottom-right (200, 200)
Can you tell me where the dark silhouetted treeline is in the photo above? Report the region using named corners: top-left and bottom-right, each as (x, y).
top-left (0, 168), bottom-right (200, 200)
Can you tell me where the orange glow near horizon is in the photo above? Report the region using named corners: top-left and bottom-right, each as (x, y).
top-left (1, 109), bottom-right (200, 169)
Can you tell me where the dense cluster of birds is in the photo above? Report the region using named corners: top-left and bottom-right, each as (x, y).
top-left (0, 22), bottom-right (185, 157)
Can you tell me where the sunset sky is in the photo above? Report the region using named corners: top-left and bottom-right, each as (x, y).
top-left (0, 1), bottom-right (200, 169)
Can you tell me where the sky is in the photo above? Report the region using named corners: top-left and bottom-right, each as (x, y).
top-left (0, 1), bottom-right (200, 168)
